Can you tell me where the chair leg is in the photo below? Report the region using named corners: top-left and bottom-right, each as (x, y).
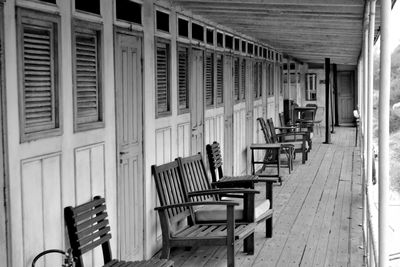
top-left (266, 217), bottom-right (273, 238)
top-left (161, 245), bottom-right (171, 259)
top-left (227, 240), bottom-right (235, 267)
top-left (243, 233), bottom-right (254, 255)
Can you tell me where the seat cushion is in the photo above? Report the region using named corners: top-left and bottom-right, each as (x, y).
top-left (194, 197), bottom-right (270, 222)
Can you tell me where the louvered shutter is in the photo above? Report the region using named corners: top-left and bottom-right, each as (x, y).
top-left (240, 59), bottom-right (246, 100)
top-left (216, 54), bottom-right (223, 105)
top-left (156, 42), bottom-right (170, 115)
top-left (74, 29), bottom-right (101, 125)
top-left (205, 52), bottom-right (214, 107)
top-left (253, 62), bottom-right (258, 98)
top-left (178, 45), bottom-right (189, 111)
top-left (22, 22), bottom-right (57, 133)
top-left (258, 62), bottom-right (263, 97)
top-left (233, 58), bottom-right (239, 101)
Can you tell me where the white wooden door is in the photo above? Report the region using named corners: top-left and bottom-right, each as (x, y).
top-left (337, 71), bottom-right (355, 125)
top-left (190, 49), bottom-right (204, 155)
top-left (115, 32), bottom-right (143, 260)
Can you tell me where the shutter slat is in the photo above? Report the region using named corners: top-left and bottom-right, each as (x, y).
top-left (216, 54), bottom-right (223, 105)
top-left (241, 59), bottom-right (246, 100)
top-left (234, 58), bottom-right (239, 101)
top-left (22, 25), bottom-right (56, 132)
top-left (205, 52), bottom-right (213, 107)
top-left (156, 42), bottom-right (170, 114)
top-left (75, 31), bottom-right (100, 123)
top-left (178, 46), bottom-right (189, 111)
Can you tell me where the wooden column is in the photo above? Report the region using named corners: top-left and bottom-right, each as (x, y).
top-left (378, 0), bottom-right (390, 265)
top-left (324, 58), bottom-right (331, 144)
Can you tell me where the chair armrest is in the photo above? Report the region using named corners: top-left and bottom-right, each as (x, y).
top-left (187, 188), bottom-right (259, 198)
top-left (154, 201), bottom-right (238, 211)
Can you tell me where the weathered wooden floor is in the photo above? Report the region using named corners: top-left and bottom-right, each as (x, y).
top-left (162, 127), bottom-right (365, 267)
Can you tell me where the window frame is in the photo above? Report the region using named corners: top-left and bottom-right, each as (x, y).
top-left (72, 19), bottom-right (104, 132)
top-left (155, 38), bottom-right (171, 118)
top-left (17, 7), bottom-right (62, 142)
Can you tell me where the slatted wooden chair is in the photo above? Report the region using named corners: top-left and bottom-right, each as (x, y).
top-left (266, 118), bottom-right (309, 164)
top-left (152, 160), bottom-right (257, 267)
top-left (178, 153), bottom-right (273, 238)
top-left (257, 118), bottom-right (294, 172)
top-left (64, 196), bottom-right (174, 267)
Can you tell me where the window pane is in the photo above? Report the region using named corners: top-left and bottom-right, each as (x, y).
top-left (75, 0), bottom-right (101, 15)
top-left (116, 0), bottom-right (141, 24)
top-left (156, 11), bottom-right (169, 32)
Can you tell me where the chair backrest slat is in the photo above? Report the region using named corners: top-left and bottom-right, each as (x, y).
top-left (64, 196), bottom-right (112, 267)
top-left (152, 161), bottom-right (193, 222)
top-left (266, 118), bottom-right (278, 143)
top-left (257, 117), bottom-right (273, 143)
top-left (178, 154), bottom-right (215, 202)
top-left (206, 142), bottom-right (225, 183)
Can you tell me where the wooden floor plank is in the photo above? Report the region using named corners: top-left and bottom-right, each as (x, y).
top-left (252, 144), bottom-right (331, 266)
top-left (276, 147), bottom-right (337, 266)
top-left (299, 150), bottom-right (344, 266)
top-left (161, 127), bottom-right (365, 267)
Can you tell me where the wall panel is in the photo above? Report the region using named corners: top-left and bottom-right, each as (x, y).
top-left (177, 123), bottom-right (190, 157)
top-left (233, 105), bottom-right (246, 175)
top-left (74, 143), bottom-right (105, 266)
top-left (21, 153), bottom-right (62, 266)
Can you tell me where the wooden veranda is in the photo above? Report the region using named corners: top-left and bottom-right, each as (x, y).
top-left (157, 127), bottom-right (364, 266)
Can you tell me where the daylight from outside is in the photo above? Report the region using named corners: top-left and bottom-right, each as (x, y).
top-left (373, 3), bottom-right (400, 262)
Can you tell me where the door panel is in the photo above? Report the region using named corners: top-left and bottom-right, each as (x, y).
top-left (115, 32), bottom-right (143, 260)
top-left (337, 71), bottom-right (354, 125)
top-left (224, 56), bottom-right (233, 175)
top-left (190, 49), bottom-right (204, 155)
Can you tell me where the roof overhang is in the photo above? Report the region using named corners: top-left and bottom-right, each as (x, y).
top-left (171, 0), bottom-right (389, 65)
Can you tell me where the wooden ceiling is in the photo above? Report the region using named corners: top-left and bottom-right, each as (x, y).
top-left (171, 0), bottom-right (383, 65)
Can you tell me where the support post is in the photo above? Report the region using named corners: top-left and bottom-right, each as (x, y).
top-left (378, 0), bottom-right (390, 265)
top-left (362, 3), bottom-right (370, 259)
top-left (324, 58), bottom-right (331, 144)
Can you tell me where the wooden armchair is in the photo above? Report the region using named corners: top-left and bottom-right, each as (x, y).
top-left (257, 118), bottom-right (294, 173)
top-left (178, 153), bottom-right (273, 238)
top-left (64, 196), bottom-right (174, 267)
top-left (266, 118), bottom-right (310, 163)
top-left (152, 160), bottom-right (257, 267)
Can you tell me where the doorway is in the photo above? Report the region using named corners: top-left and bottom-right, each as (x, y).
top-left (114, 30), bottom-right (143, 260)
top-left (190, 49), bottom-right (204, 155)
top-left (337, 71), bottom-right (355, 125)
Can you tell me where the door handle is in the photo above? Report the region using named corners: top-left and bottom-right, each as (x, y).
top-left (120, 151), bottom-right (128, 155)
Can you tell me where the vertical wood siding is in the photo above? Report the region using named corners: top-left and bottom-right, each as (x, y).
top-left (75, 143), bottom-right (106, 266)
top-left (233, 103), bottom-right (246, 175)
top-left (21, 153), bottom-right (62, 266)
top-left (177, 123), bottom-right (190, 157)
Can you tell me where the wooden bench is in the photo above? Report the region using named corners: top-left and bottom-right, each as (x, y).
top-left (178, 153), bottom-right (274, 238)
top-left (152, 160), bottom-right (257, 267)
top-left (64, 196), bottom-right (174, 267)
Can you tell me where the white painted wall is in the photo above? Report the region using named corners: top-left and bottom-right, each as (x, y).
top-left (2, 0), bottom-right (285, 265)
